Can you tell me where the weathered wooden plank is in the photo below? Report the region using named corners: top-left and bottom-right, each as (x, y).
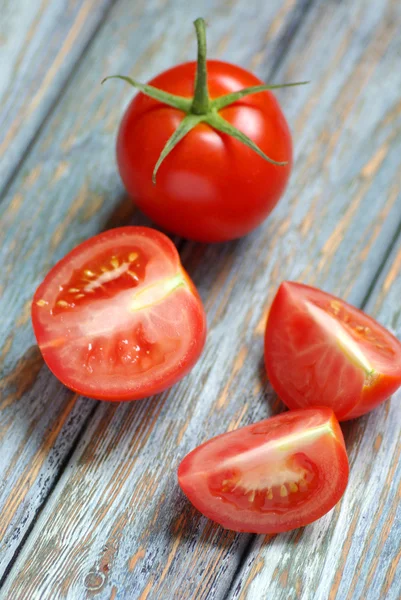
top-left (0, 0), bottom-right (114, 197)
top-left (0, 0), bottom-right (312, 588)
top-left (2, 0), bottom-right (401, 598)
top-left (230, 239), bottom-right (401, 600)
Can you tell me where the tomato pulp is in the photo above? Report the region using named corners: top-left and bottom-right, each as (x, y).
top-left (32, 227), bottom-right (207, 400)
top-left (265, 282), bottom-right (401, 420)
top-left (178, 408), bottom-right (348, 533)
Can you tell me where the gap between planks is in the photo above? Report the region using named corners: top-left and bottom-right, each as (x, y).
top-left (0, 401), bottom-right (99, 591)
top-left (16, 0), bottom-right (401, 594)
top-left (358, 216), bottom-right (401, 312)
top-left (224, 234), bottom-right (401, 600)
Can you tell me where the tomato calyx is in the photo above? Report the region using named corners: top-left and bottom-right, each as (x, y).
top-left (103, 18), bottom-right (307, 183)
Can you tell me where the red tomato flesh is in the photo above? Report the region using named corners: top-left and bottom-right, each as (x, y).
top-left (32, 227), bottom-right (206, 400)
top-left (178, 408), bottom-right (348, 533)
top-left (117, 61), bottom-right (292, 242)
top-left (265, 282), bottom-right (401, 420)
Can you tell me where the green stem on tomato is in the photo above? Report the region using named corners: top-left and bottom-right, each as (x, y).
top-left (212, 81), bottom-right (309, 111)
top-left (103, 18), bottom-right (308, 183)
top-left (206, 112), bottom-right (287, 166)
top-left (190, 18), bottom-right (210, 115)
top-left (152, 114), bottom-right (206, 183)
top-left (101, 75), bottom-right (192, 112)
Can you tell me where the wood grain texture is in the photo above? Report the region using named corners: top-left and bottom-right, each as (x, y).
top-left (231, 241), bottom-right (401, 600)
top-left (0, 0), bottom-right (313, 590)
top-left (1, 0), bottom-right (401, 598)
top-left (0, 0), bottom-right (114, 197)
top-left (227, 4), bottom-right (401, 598)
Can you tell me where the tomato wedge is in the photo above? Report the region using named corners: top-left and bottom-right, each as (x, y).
top-left (265, 282), bottom-right (401, 420)
top-left (32, 227), bottom-right (206, 401)
top-left (178, 408), bottom-right (348, 533)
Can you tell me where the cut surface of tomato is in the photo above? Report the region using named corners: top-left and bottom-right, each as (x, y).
top-left (178, 408), bottom-right (348, 533)
top-left (265, 282), bottom-right (401, 420)
top-left (32, 227), bottom-right (206, 400)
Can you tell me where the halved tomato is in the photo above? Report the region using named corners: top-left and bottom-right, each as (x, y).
top-left (178, 408), bottom-right (348, 533)
top-left (32, 227), bottom-right (206, 400)
top-left (265, 282), bottom-right (401, 420)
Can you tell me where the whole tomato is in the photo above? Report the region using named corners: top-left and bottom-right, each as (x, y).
top-left (106, 19), bottom-right (303, 242)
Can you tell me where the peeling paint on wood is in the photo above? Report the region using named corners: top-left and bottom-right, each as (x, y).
top-left (1, 0), bottom-right (401, 598)
top-left (0, 0), bottom-right (115, 197)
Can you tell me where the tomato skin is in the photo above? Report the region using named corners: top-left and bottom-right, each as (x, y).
top-left (178, 408), bottom-right (348, 533)
top-left (265, 282), bottom-right (401, 420)
top-left (117, 61), bottom-right (292, 242)
top-left (31, 227), bottom-right (207, 401)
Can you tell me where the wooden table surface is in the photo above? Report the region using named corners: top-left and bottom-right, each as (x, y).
top-left (1, 1), bottom-right (400, 599)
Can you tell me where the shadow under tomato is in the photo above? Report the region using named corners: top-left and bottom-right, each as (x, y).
top-left (101, 192), bottom-right (152, 231)
top-left (168, 487), bottom-right (244, 550)
top-left (100, 190), bottom-right (253, 291)
top-left (257, 355), bottom-right (287, 417)
top-left (168, 485), bottom-right (312, 553)
top-left (0, 345), bottom-right (44, 411)
top-left (100, 192), bottom-right (197, 259)
top-left (178, 233), bottom-right (248, 288)
top-left (339, 413), bottom-right (371, 472)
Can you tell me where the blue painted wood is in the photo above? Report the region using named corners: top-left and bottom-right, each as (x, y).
top-left (1, 0), bottom-right (401, 598)
top-left (0, 0), bottom-right (114, 197)
top-left (231, 238), bottom-right (401, 600)
top-left (0, 0), bottom-right (313, 590)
